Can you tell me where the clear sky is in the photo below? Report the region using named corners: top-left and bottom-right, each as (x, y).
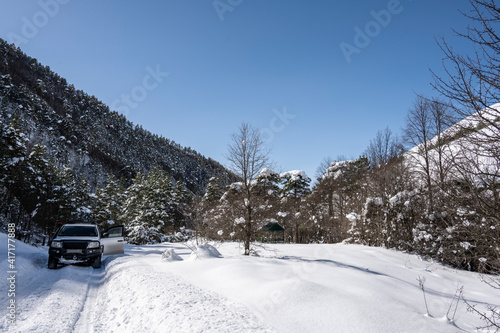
top-left (0, 0), bottom-right (472, 181)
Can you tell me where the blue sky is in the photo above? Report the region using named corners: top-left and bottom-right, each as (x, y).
top-left (0, 0), bottom-right (472, 181)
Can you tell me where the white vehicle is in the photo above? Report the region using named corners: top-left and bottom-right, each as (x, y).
top-left (48, 223), bottom-right (125, 269)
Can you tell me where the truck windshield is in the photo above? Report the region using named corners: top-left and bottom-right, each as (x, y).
top-left (59, 226), bottom-right (98, 237)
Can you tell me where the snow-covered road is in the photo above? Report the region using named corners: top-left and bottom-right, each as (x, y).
top-left (0, 235), bottom-right (272, 332)
top-left (73, 256), bottom-right (272, 332)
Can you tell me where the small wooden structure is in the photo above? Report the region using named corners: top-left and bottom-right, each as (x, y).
top-left (259, 222), bottom-right (285, 243)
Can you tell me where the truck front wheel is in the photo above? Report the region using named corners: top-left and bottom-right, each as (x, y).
top-left (92, 254), bottom-right (102, 269)
top-left (48, 256), bottom-right (58, 269)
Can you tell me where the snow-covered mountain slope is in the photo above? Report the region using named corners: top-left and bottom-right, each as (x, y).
top-left (404, 103), bottom-right (500, 185)
top-left (1, 234), bottom-right (498, 332)
top-left (0, 38), bottom-right (237, 194)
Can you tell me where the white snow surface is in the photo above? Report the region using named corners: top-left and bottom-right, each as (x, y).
top-left (1, 233), bottom-right (499, 333)
top-left (279, 170), bottom-right (310, 182)
top-left (161, 248), bottom-right (183, 262)
top-left (189, 243), bottom-right (222, 260)
top-left (258, 168), bottom-right (278, 178)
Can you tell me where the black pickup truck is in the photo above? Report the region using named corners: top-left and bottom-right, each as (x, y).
top-left (48, 223), bottom-right (125, 269)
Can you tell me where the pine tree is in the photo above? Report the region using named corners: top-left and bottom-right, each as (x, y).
top-left (317, 157), bottom-right (369, 242)
top-left (172, 178), bottom-right (192, 230)
top-left (122, 166), bottom-right (176, 244)
top-left (20, 144), bottom-right (51, 240)
top-left (0, 116), bottom-right (27, 188)
top-left (94, 173), bottom-right (126, 229)
top-left (279, 170), bottom-right (311, 243)
top-left (51, 167), bottom-right (91, 223)
top-left (253, 168), bottom-right (281, 198)
top-left (252, 169), bottom-right (281, 240)
top-left (202, 177), bottom-right (224, 204)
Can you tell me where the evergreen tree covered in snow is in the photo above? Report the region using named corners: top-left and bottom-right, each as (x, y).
top-left (171, 178), bottom-right (193, 230)
top-left (51, 166), bottom-right (91, 223)
top-left (94, 173), bottom-right (126, 229)
top-left (0, 116), bottom-right (92, 241)
top-left (313, 157), bottom-right (369, 242)
top-left (252, 168), bottom-right (281, 230)
top-left (122, 166), bottom-right (193, 245)
top-left (122, 168), bottom-right (167, 244)
top-left (279, 170), bottom-right (311, 242)
top-left (253, 169), bottom-right (281, 198)
top-left (202, 177), bottom-right (224, 204)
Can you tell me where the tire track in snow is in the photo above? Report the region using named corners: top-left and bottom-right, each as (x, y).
top-left (77, 256), bottom-right (274, 332)
top-left (73, 258), bottom-right (109, 333)
top-left (3, 266), bottom-right (94, 333)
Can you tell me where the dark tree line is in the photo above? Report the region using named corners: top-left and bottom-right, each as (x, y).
top-left (0, 117), bottom-right (194, 244)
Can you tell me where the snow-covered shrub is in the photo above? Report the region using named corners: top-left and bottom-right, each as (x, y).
top-left (385, 190), bottom-right (424, 251)
top-left (189, 243), bottom-right (222, 260)
top-left (163, 227), bottom-right (195, 243)
top-left (161, 248), bottom-right (183, 262)
top-left (127, 225), bottom-right (164, 245)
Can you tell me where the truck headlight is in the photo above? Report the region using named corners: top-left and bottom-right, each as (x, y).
top-left (87, 241), bottom-right (100, 249)
top-left (51, 241), bottom-right (62, 248)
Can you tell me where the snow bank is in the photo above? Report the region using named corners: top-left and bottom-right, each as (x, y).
top-left (169, 242), bottom-right (500, 333)
top-left (161, 248), bottom-right (183, 262)
top-left (189, 243), bottom-right (223, 260)
top-left (83, 258), bottom-right (270, 332)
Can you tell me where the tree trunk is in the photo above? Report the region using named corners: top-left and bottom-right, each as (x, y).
top-left (244, 205), bottom-right (252, 255)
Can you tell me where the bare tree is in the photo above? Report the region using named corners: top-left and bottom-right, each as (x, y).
top-left (404, 96), bottom-right (436, 211)
top-left (226, 123), bottom-right (270, 255)
top-left (365, 127), bottom-right (403, 168)
top-left (315, 156), bottom-right (334, 182)
top-left (432, 0), bottom-right (500, 134)
top-left (427, 98), bottom-right (456, 186)
top-left (362, 127), bottom-right (412, 248)
top-left (431, 0), bottom-right (500, 230)
top-left (404, 95), bottom-right (459, 212)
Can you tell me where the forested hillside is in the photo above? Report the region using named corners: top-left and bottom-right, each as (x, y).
top-left (0, 38), bottom-right (236, 195)
top-left (0, 38), bottom-right (237, 241)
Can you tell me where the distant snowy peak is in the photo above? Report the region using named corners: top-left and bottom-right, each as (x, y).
top-left (404, 103), bottom-right (500, 185)
top-left (457, 103), bottom-right (500, 129)
top-left (406, 103), bottom-right (500, 155)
